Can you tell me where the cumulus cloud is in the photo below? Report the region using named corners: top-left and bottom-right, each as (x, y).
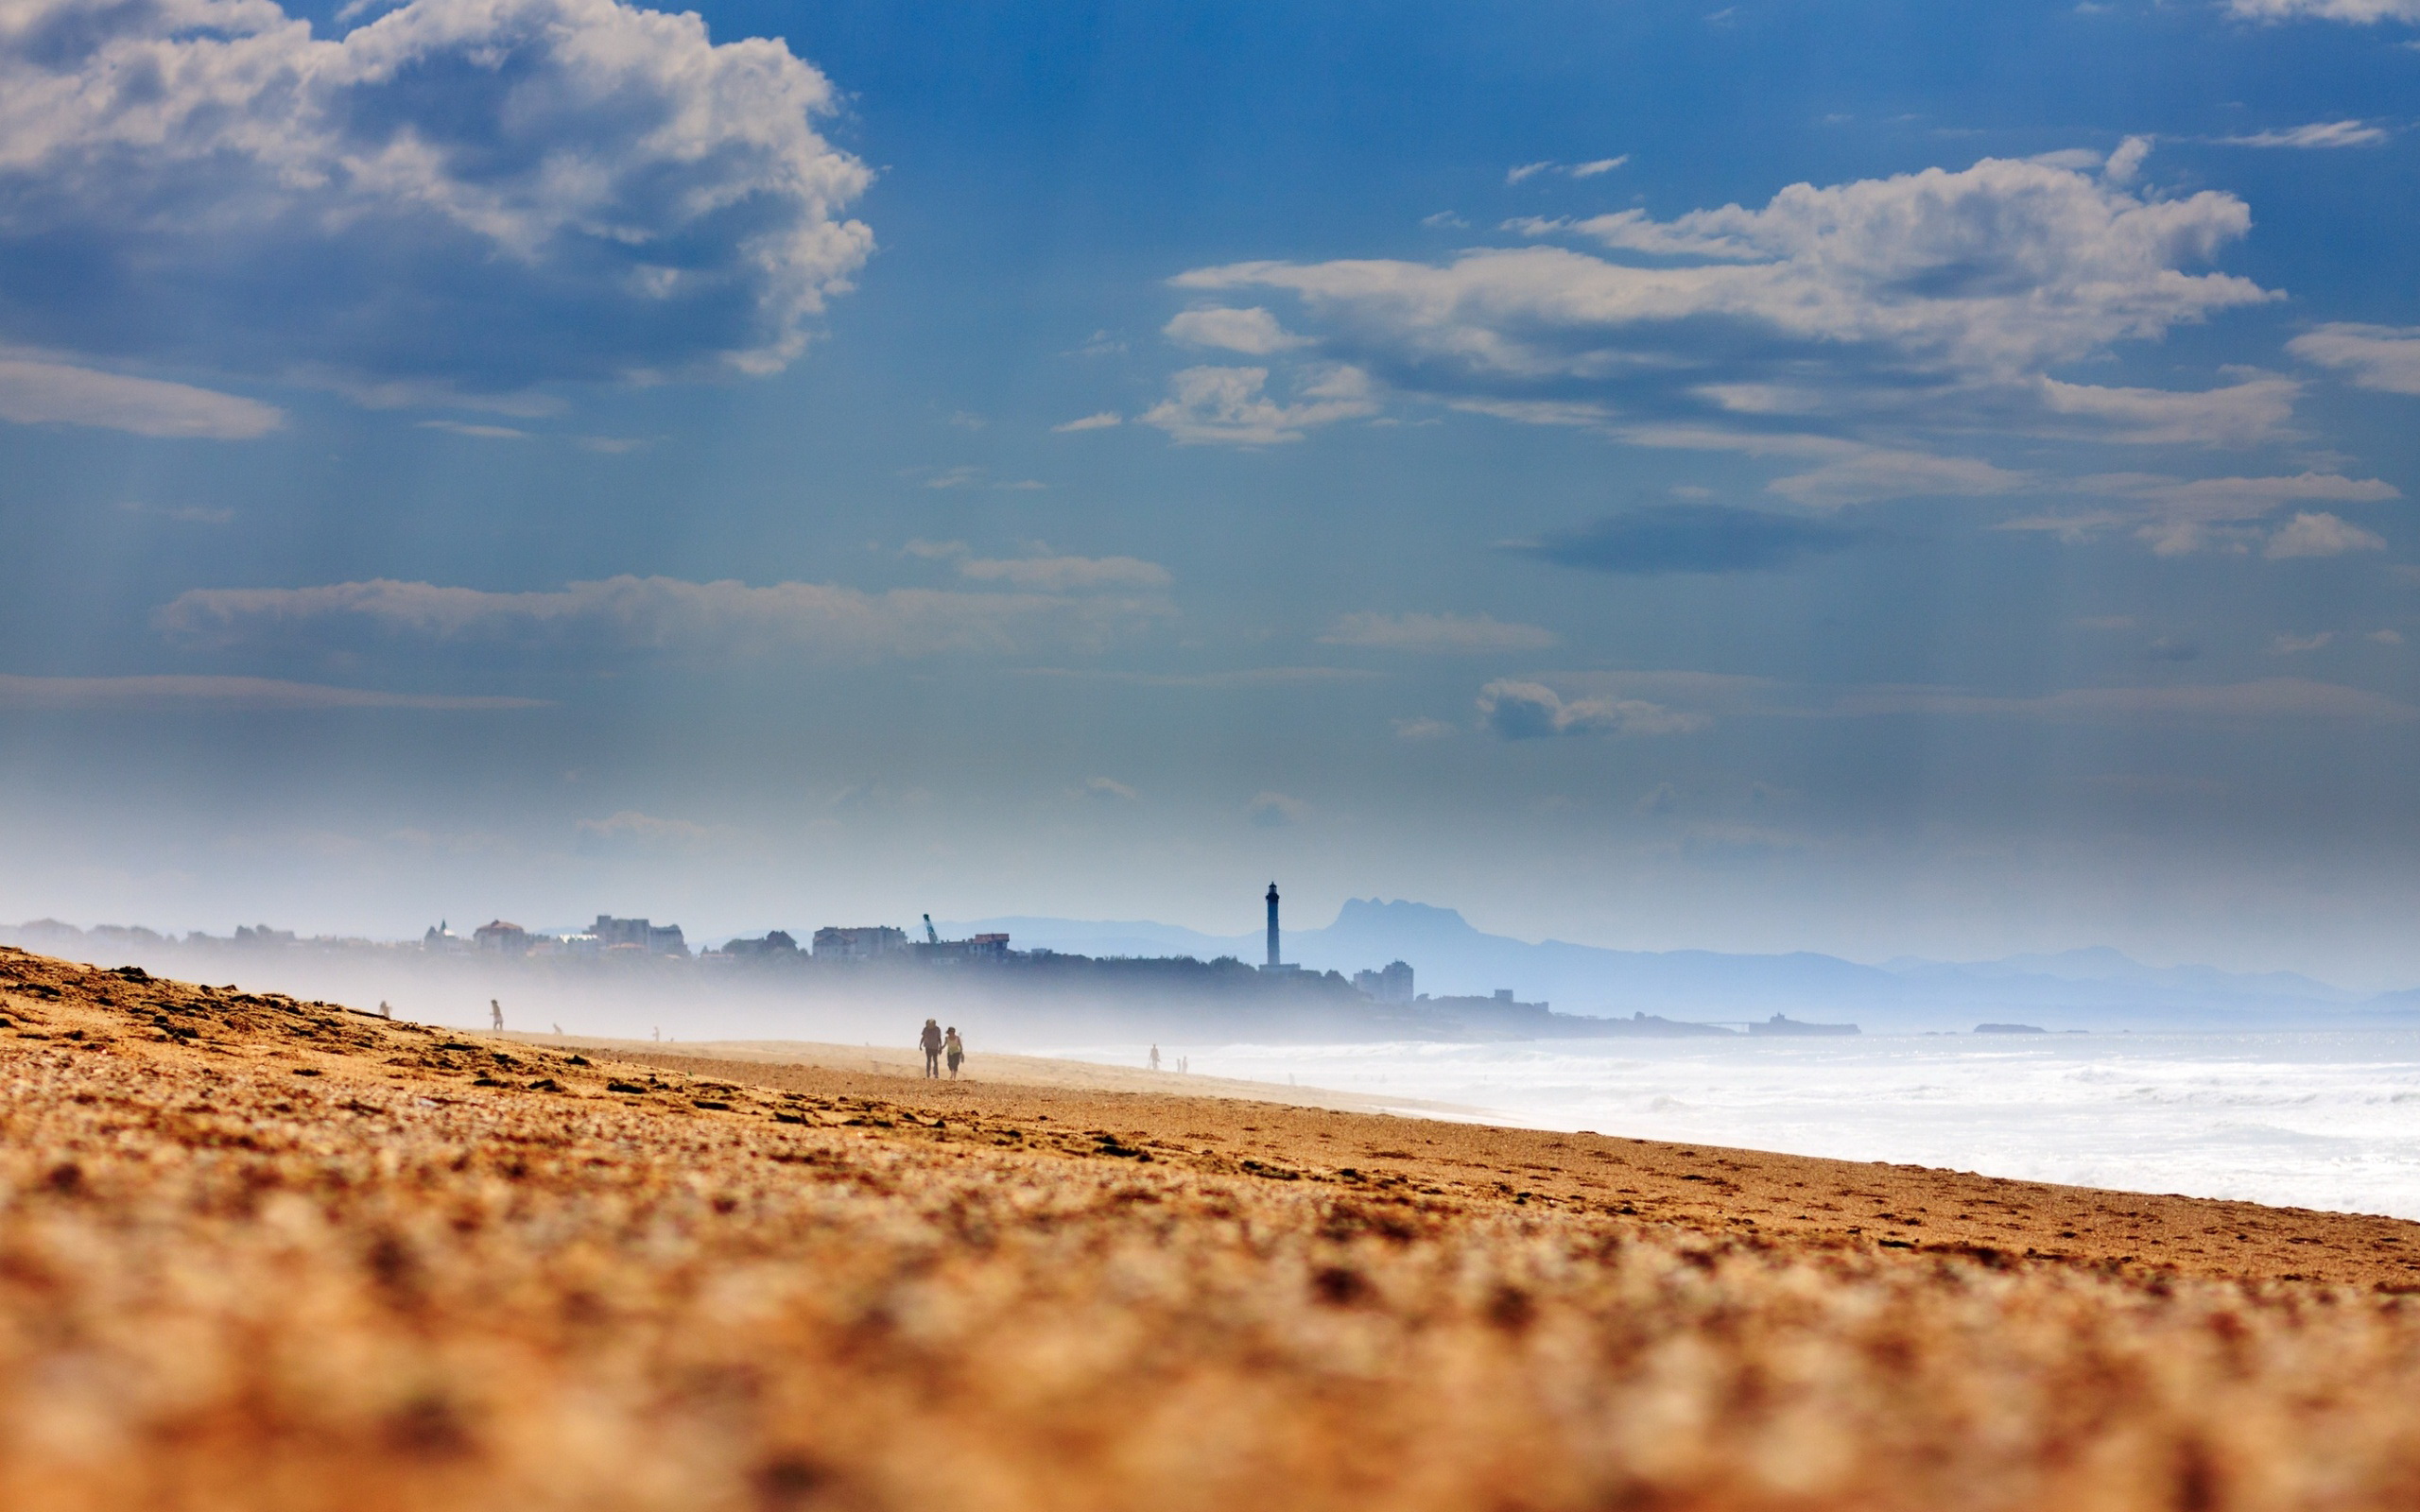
top-left (1184, 155), bottom-right (2266, 388)
top-left (2266, 511), bottom-right (2388, 558)
top-left (2221, 120), bottom-right (2390, 147)
top-left (1140, 365), bottom-right (1377, 445)
top-left (0, 0), bottom-right (872, 398)
top-left (0, 354), bottom-right (282, 438)
top-left (2290, 324), bottom-right (2420, 394)
top-left (1319, 611), bottom-right (1558, 653)
top-left (1164, 307), bottom-right (1307, 355)
top-left (1477, 679), bottom-right (1710, 740)
top-left (2000, 471), bottom-right (2398, 556)
top-left (0, 673), bottom-right (541, 710)
top-left (1503, 506), bottom-right (1858, 575)
top-left (154, 575), bottom-right (1175, 662)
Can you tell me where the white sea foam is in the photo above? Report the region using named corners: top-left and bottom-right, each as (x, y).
top-left (1045, 1031), bottom-right (2420, 1220)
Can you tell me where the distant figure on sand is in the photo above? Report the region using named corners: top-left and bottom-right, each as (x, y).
top-left (490, 1000), bottom-right (504, 1032)
top-left (378, 1001), bottom-right (392, 1020)
top-left (1148, 1044), bottom-right (1161, 1072)
top-left (944, 1026), bottom-right (965, 1078)
top-left (920, 1019), bottom-right (944, 1077)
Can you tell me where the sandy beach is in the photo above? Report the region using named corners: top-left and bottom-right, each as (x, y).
top-left (10, 943), bottom-right (2420, 1509)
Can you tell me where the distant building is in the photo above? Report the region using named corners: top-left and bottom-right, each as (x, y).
top-left (474, 919), bottom-right (530, 954)
top-left (913, 930), bottom-right (1012, 963)
top-left (813, 925), bottom-right (908, 960)
top-left (593, 915), bottom-right (688, 956)
top-left (723, 931), bottom-right (799, 956)
top-left (1353, 959), bottom-right (1415, 1005)
top-left (422, 920), bottom-right (466, 954)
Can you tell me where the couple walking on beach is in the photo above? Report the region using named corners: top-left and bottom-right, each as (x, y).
top-left (920, 1019), bottom-right (965, 1078)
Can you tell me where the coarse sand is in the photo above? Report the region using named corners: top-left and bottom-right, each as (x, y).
top-left (8, 944), bottom-right (2420, 1511)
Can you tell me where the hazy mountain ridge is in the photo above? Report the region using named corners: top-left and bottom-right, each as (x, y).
top-left (953, 899), bottom-right (2409, 1032)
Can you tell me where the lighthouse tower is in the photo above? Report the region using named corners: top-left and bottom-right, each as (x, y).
top-left (1265, 882), bottom-right (1280, 968)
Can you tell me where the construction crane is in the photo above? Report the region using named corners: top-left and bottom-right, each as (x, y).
top-left (923, 913), bottom-right (941, 945)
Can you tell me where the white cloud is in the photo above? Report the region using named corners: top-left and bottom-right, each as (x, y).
top-left (154, 575), bottom-right (1176, 662)
top-left (1612, 425), bottom-right (2029, 507)
top-left (0, 355), bottom-right (282, 438)
top-left (1764, 446), bottom-right (2028, 508)
top-left (1421, 211), bottom-right (1469, 229)
top-left (2266, 511), bottom-right (2388, 558)
top-left (2272, 631), bottom-right (2336, 653)
top-left (1391, 716), bottom-right (1459, 741)
top-left (0, 674), bottom-right (542, 710)
top-left (1053, 411), bottom-right (1123, 432)
top-left (1246, 791), bottom-right (1309, 827)
top-left (2290, 324), bottom-right (2420, 394)
top-left (2225, 0), bottom-right (2420, 21)
top-left (1319, 611), bottom-right (1558, 653)
top-left (1139, 365), bottom-right (1377, 445)
top-left (1477, 679), bottom-right (1710, 739)
top-left (2373, 628), bottom-right (2407, 644)
top-left (2101, 135), bottom-right (2152, 186)
top-left (1080, 776), bottom-right (1137, 802)
top-left (2036, 375), bottom-right (2299, 445)
top-left (0, 0), bottom-right (872, 395)
top-left (1172, 154), bottom-right (2273, 473)
top-left (2221, 120), bottom-right (2391, 147)
top-left (1507, 158), bottom-right (1629, 184)
top-left (1164, 307), bottom-right (1308, 355)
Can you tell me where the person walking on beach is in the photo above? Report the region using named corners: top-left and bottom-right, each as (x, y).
top-left (944, 1026), bottom-right (965, 1078)
top-left (920, 1019), bottom-right (944, 1078)
top-left (491, 1000), bottom-right (504, 1032)
top-left (1148, 1044), bottom-right (1161, 1073)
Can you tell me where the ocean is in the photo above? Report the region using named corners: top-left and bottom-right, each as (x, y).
top-left (1046, 1030), bottom-right (2420, 1221)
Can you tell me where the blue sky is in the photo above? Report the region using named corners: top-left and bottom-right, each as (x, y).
top-left (4, 0), bottom-right (2420, 979)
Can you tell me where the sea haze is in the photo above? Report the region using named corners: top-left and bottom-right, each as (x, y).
top-left (1046, 1032), bottom-right (2420, 1222)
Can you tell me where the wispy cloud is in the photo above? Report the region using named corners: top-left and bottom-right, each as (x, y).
top-left (2221, 120), bottom-right (2390, 147)
top-left (0, 356), bottom-right (282, 439)
top-left (156, 576), bottom-right (1177, 663)
top-left (0, 674), bottom-right (544, 711)
top-left (1053, 412), bottom-right (1123, 432)
top-left (1831, 679), bottom-right (2415, 724)
top-left (2290, 324), bottom-right (2420, 394)
top-left (1015, 666), bottom-right (1378, 689)
top-left (1320, 611), bottom-right (1558, 652)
